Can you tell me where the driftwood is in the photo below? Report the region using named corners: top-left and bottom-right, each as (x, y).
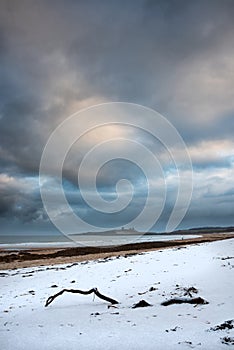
top-left (161, 297), bottom-right (208, 306)
top-left (182, 287), bottom-right (198, 297)
top-left (45, 287), bottom-right (119, 307)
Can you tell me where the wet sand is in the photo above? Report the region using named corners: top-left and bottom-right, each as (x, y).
top-left (0, 233), bottom-right (234, 270)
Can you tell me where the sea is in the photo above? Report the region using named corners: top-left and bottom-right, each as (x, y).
top-left (0, 232), bottom-right (201, 250)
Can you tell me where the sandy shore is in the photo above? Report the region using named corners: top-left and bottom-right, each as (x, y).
top-left (1, 238), bottom-right (234, 350)
top-left (0, 233), bottom-right (233, 270)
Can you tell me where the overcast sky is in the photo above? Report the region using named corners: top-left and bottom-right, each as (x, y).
top-left (0, 0), bottom-right (234, 236)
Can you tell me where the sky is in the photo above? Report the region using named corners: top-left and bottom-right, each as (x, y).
top-left (0, 0), bottom-right (234, 237)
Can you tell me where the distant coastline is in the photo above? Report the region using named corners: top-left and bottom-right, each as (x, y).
top-left (69, 225), bottom-right (234, 236)
top-left (1, 225), bottom-right (234, 245)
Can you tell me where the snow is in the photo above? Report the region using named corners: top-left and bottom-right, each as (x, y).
top-left (0, 239), bottom-right (233, 350)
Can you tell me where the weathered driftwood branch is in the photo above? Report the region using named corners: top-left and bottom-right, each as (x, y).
top-left (161, 297), bottom-right (208, 306)
top-left (45, 287), bottom-right (119, 307)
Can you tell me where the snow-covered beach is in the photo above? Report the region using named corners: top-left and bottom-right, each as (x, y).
top-left (1, 238), bottom-right (234, 350)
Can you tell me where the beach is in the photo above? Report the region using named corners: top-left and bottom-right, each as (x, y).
top-left (0, 233), bottom-right (233, 270)
top-left (0, 232), bottom-right (234, 270)
top-left (0, 236), bottom-right (234, 349)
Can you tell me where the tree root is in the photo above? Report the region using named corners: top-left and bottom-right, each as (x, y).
top-left (45, 287), bottom-right (119, 307)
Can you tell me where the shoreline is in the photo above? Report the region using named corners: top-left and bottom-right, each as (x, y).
top-left (0, 233), bottom-right (234, 270)
top-left (2, 236), bottom-right (233, 349)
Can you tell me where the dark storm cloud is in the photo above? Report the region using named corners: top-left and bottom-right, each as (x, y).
top-left (0, 176), bottom-right (44, 222)
top-left (1, 0), bottom-right (234, 174)
top-left (66, 0), bottom-right (234, 117)
top-left (0, 0), bottom-right (234, 231)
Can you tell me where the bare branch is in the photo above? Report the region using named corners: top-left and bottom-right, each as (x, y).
top-left (45, 287), bottom-right (119, 307)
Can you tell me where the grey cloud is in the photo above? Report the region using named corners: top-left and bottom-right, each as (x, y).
top-left (0, 174), bottom-right (45, 223)
top-left (0, 190), bottom-right (44, 223)
top-left (0, 0), bottom-right (234, 231)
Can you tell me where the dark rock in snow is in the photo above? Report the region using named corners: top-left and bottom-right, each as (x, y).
top-left (132, 300), bottom-right (152, 308)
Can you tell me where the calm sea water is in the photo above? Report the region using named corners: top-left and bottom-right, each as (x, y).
top-left (0, 233), bottom-right (201, 249)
